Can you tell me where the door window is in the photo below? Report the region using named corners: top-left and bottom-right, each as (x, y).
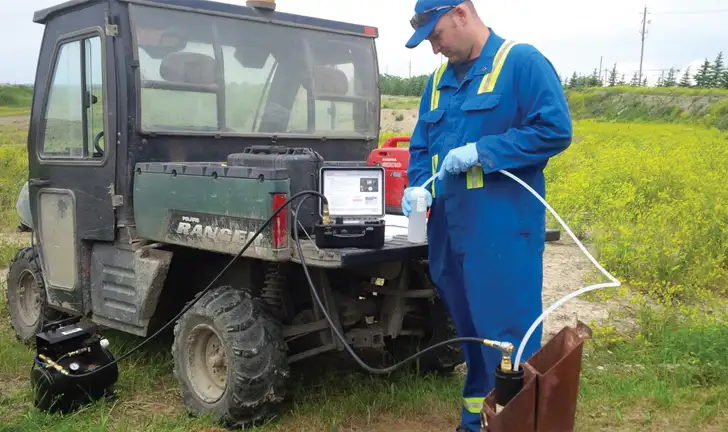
top-left (40, 35), bottom-right (105, 160)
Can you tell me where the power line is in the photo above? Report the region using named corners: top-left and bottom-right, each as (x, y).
top-left (651, 8), bottom-right (728, 15)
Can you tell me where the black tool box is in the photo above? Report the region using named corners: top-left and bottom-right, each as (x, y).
top-left (227, 146), bottom-right (323, 233)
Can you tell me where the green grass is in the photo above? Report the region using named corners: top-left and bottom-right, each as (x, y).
top-left (578, 85), bottom-right (728, 97)
top-left (0, 86), bottom-right (32, 107)
top-left (576, 302), bottom-right (728, 430)
top-left (0, 107), bottom-right (30, 117)
top-left (1, 289), bottom-right (726, 431)
top-left (0, 85), bottom-right (32, 118)
top-left (381, 95), bottom-right (420, 110)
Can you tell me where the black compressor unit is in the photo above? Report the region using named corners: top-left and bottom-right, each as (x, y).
top-left (30, 317), bottom-right (119, 413)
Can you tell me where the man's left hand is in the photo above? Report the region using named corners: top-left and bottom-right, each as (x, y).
top-left (440, 143), bottom-right (478, 178)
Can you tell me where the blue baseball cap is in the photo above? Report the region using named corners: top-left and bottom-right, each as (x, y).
top-left (406, 0), bottom-right (465, 49)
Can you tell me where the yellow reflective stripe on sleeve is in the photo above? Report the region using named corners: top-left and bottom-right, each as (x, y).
top-left (430, 63), bottom-right (448, 111)
top-left (466, 166), bottom-right (484, 189)
top-left (463, 397), bottom-right (485, 414)
top-left (431, 154), bottom-right (439, 197)
top-left (478, 40), bottom-right (519, 94)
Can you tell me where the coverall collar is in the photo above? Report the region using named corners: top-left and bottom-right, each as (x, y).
top-left (436, 28), bottom-right (505, 90)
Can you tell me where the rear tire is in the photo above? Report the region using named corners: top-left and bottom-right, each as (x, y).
top-left (172, 285), bottom-right (289, 428)
top-left (5, 246), bottom-right (65, 344)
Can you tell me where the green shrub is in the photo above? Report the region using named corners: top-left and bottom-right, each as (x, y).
top-left (0, 85), bottom-right (33, 108)
top-left (545, 120), bottom-right (728, 300)
top-left (0, 146), bottom-right (28, 230)
top-left (565, 87), bottom-right (728, 130)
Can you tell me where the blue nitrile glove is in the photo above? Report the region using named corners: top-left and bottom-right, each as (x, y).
top-left (402, 187), bottom-right (432, 217)
top-left (440, 143), bottom-right (479, 178)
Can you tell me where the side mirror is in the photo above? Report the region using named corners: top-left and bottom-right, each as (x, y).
top-left (84, 91), bottom-right (98, 109)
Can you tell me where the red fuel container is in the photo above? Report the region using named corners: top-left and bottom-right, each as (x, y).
top-left (367, 136), bottom-right (411, 214)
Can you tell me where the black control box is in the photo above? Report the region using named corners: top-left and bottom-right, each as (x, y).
top-left (314, 165), bottom-right (387, 249)
top-left (314, 219), bottom-right (385, 249)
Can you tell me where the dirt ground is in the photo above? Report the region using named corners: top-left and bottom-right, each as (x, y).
top-left (381, 108), bottom-right (418, 134)
top-left (0, 115), bottom-right (28, 127)
top-left (540, 235), bottom-right (621, 341)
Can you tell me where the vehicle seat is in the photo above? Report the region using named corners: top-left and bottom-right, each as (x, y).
top-left (313, 65), bottom-right (349, 95)
top-left (159, 52), bottom-right (217, 86)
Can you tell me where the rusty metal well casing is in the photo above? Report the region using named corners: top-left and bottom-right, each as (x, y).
top-left (481, 321), bottom-right (593, 432)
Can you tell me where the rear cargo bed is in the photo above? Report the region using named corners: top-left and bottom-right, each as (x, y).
top-left (293, 215), bottom-right (427, 267)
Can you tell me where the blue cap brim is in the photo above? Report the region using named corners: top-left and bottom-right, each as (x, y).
top-left (405, 9), bottom-right (449, 49)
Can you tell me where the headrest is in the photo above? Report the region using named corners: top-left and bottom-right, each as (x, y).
top-left (313, 66), bottom-right (349, 95)
top-left (159, 52), bottom-right (217, 86)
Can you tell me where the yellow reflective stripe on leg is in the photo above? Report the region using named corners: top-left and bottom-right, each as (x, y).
top-left (431, 154), bottom-right (439, 197)
top-left (430, 63), bottom-right (448, 111)
top-left (463, 397), bottom-right (485, 414)
top-left (466, 165), bottom-right (484, 189)
top-left (478, 40), bottom-right (519, 94)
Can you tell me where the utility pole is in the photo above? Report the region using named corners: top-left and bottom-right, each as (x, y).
top-left (638, 5), bottom-right (649, 86)
top-left (409, 60), bottom-right (412, 78)
top-left (598, 56), bottom-right (603, 84)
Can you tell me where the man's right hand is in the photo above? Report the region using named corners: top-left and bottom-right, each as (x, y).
top-left (401, 187), bottom-right (433, 217)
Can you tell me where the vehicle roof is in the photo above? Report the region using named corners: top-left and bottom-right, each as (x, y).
top-left (33, 0), bottom-right (379, 37)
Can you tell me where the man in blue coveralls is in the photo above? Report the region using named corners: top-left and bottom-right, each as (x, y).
top-left (400, 1), bottom-right (572, 430)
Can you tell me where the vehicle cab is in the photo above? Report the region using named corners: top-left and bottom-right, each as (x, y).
top-left (26, 0), bottom-right (381, 314)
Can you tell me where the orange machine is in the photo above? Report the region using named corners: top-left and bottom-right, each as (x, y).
top-left (367, 136), bottom-right (411, 214)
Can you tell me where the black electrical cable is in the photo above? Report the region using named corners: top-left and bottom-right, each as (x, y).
top-left (292, 193), bottom-right (485, 374)
top-left (55, 189), bottom-right (486, 379)
top-left (56, 190), bottom-right (324, 378)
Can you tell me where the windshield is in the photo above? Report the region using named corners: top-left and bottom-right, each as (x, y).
top-left (129, 4), bottom-right (379, 137)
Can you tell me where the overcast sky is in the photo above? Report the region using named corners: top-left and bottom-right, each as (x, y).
top-left (0, 0), bottom-right (726, 85)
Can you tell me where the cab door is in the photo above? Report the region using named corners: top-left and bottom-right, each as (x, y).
top-left (28, 5), bottom-right (118, 314)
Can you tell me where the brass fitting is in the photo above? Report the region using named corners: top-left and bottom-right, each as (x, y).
top-left (322, 204), bottom-right (331, 225)
top-left (38, 354), bottom-right (70, 376)
top-left (482, 339), bottom-right (515, 372)
top-left (64, 347), bottom-right (91, 358)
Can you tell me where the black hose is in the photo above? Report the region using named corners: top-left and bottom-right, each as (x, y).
top-left (292, 192), bottom-right (484, 374)
top-left (58, 190), bottom-right (323, 378)
top-left (57, 189), bottom-right (484, 379)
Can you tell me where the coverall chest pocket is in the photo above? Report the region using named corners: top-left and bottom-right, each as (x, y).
top-left (420, 109), bottom-right (446, 152)
top-left (460, 93), bottom-right (502, 133)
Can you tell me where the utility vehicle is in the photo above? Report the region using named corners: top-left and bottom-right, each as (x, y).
top-left (6, 0), bottom-right (464, 426)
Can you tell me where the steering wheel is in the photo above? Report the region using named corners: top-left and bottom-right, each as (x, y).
top-left (94, 131), bottom-right (104, 156)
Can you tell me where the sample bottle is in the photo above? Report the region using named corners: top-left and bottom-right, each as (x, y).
top-left (407, 187), bottom-right (428, 243)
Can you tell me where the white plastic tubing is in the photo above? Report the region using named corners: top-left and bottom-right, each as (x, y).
top-left (420, 167), bottom-right (621, 371)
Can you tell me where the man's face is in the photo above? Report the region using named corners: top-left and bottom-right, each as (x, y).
top-left (426, 7), bottom-right (471, 63)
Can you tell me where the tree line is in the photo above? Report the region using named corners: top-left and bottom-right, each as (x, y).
top-left (565, 51), bottom-right (728, 89)
top-left (380, 73), bottom-right (430, 97)
top-left (380, 51), bottom-right (728, 95)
